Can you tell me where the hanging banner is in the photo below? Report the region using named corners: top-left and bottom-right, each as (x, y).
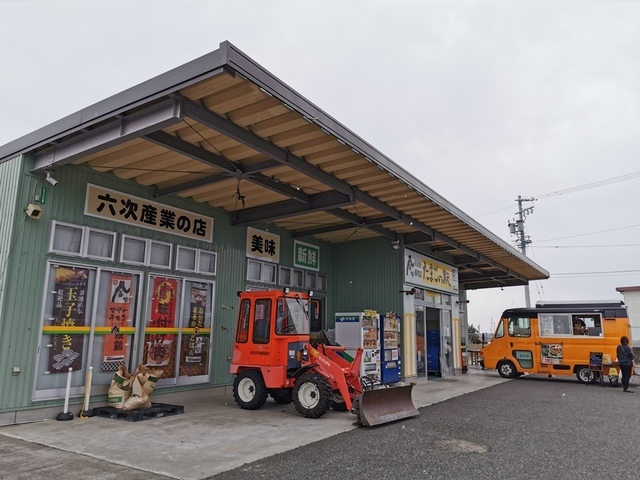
top-left (47, 266), bottom-right (89, 373)
top-left (180, 282), bottom-right (208, 376)
top-left (102, 273), bottom-right (132, 371)
top-left (145, 277), bottom-right (178, 369)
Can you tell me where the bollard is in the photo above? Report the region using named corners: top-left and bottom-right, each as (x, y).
top-left (56, 367), bottom-right (74, 421)
top-left (79, 366), bottom-right (95, 418)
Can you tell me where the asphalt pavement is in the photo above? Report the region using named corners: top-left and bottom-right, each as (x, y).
top-left (2, 369), bottom-right (638, 479)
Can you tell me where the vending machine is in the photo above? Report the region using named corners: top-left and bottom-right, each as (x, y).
top-left (380, 312), bottom-right (402, 383)
top-left (334, 310), bottom-right (381, 382)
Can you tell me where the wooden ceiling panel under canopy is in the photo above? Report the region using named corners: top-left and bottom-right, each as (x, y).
top-left (0, 41), bottom-right (549, 290)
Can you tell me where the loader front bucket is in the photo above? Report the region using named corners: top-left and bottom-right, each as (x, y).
top-left (353, 384), bottom-right (419, 427)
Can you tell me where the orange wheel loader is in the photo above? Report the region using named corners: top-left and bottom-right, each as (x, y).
top-left (230, 288), bottom-right (419, 426)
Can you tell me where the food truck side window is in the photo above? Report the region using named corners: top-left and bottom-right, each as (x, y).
top-left (508, 317), bottom-right (531, 337)
top-left (495, 319), bottom-right (505, 338)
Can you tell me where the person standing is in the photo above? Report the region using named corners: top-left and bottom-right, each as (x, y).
top-left (617, 336), bottom-right (635, 393)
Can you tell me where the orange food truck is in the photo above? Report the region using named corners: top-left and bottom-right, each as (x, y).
top-left (480, 301), bottom-right (630, 383)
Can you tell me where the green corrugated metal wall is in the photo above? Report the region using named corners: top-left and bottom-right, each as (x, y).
top-left (0, 157), bottom-right (340, 411)
top-left (332, 237), bottom-right (404, 320)
top-left (0, 156), bottom-right (27, 409)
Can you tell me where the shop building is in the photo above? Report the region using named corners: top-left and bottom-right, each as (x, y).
top-left (0, 41), bottom-right (548, 424)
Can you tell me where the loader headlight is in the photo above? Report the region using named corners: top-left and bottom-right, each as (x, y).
top-left (295, 348), bottom-right (308, 362)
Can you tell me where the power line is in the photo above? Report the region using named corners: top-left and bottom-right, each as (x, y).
top-left (552, 269), bottom-right (640, 277)
top-left (534, 244), bottom-right (640, 248)
top-left (478, 169), bottom-right (640, 218)
top-left (533, 170), bottom-right (640, 198)
top-left (535, 223), bottom-right (640, 243)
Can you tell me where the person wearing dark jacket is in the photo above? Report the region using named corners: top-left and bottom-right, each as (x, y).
top-left (617, 336), bottom-right (635, 393)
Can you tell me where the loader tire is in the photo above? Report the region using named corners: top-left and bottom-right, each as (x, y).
top-left (233, 370), bottom-right (268, 410)
top-left (331, 391), bottom-right (348, 411)
top-left (293, 372), bottom-right (333, 419)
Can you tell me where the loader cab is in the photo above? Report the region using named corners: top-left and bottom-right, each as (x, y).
top-left (232, 289), bottom-right (312, 368)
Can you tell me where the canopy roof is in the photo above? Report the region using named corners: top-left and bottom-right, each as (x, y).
top-left (0, 41), bottom-right (549, 290)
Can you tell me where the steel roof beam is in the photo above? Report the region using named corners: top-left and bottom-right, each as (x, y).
top-left (325, 210), bottom-right (398, 239)
top-left (181, 96), bottom-right (436, 237)
top-left (231, 191), bottom-right (354, 224)
top-left (147, 130), bottom-right (311, 203)
top-left (33, 98), bottom-right (183, 171)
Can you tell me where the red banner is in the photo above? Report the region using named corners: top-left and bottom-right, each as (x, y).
top-left (48, 266), bottom-right (89, 373)
top-left (102, 274), bottom-right (132, 371)
top-left (145, 277), bottom-right (178, 368)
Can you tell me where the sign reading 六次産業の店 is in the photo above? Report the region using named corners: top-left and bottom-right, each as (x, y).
top-left (404, 249), bottom-right (458, 294)
top-left (84, 184), bottom-right (214, 242)
top-left (293, 240), bottom-right (319, 271)
top-left (246, 226), bottom-right (280, 263)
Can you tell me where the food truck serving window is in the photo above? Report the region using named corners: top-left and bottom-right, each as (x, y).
top-left (508, 317), bottom-right (531, 337)
top-left (539, 313), bottom-right (603, 337)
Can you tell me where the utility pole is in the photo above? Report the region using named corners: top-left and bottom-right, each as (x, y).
top-left (508, 195), bottom-right (535, 307)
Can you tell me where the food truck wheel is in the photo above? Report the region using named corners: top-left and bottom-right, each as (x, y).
top-left (497, 361), bottom-right (517, 379)
top-left (576, 366), bottom-right (595, 384)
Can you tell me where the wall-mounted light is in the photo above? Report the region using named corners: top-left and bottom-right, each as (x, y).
top-left (456, 300), bottom-right (470, 305)
top-left (399, 288), bottom-right (416, 295)
top-left (45, 170), bottom-right (59, 186)
top-left (391, 239), bottom-right (400, 250)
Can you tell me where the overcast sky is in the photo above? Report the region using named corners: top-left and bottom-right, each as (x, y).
top-left (1, 0), bottom-right (639, 333)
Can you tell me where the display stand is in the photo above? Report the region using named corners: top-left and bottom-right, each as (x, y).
top-left (588, 352), bottom-right (603, 387)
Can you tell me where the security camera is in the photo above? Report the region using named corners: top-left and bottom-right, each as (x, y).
top-left (45, 171), bottom-right (58, 186)
top-left (25, 203), bottom-right (43, 220)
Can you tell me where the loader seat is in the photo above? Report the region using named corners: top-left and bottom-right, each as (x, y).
top-left (253, 318), bottom-right (269, 344)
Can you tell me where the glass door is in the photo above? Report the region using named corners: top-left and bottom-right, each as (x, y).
top-left (177, 280), bottom-right (214, 385)
top-left (415, 306), bottom-right (426, 378)
top-left (143, 275), bottom-right (181, 386)
top-left (142, 275), bottom-right (214, 387)
top-left (440, 309), bottom-right (454, 377)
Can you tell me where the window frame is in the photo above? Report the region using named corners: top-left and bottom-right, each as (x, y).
top-left (120, 234), bottom-right (173, 269)
top-left (49, 221), bottom-right (116, 261)
top-left (246, 259), bottom-right (277, 284)
top-left (176, 246), bottom-right (217, 276)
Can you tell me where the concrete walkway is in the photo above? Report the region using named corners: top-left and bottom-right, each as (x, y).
top-left (0, 367), bottom-right (507, 480)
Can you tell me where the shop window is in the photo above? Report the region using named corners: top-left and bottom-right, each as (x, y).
top-left (34, 263), bottom-right (141, 400)
top-left (121, 235), bottom-right (146, 265)
top-left (176, 247), bottom-right (216, 276)
top-left (279, 266), bottom-right (292, 285)
top-left (246, 259), bottom-right (276, 284)
top-left (263, 263), bottom-right (276, 284)
top-left (49, 221), bottom-right (115, 261)
top-left (50, 222), bottom-right (84, 255)
top-left (149, 240), bottom-right (172, 269)
top-left (84, 228), bottom-right (116, 261)
top-left (247, 259), bottom-right (262, 282)
top-left (120, 235), bottom-right (172, 269)
top-left (304, 271), bottom-right (316, 290)
top-left (199, 251), bottom-right (217, 275)
top-left (292, 268), bottom-right (304, 288)
top-left (317, 274), bottom-right (327, 291)
top-left (177, 246), bottom-right (197, 272)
